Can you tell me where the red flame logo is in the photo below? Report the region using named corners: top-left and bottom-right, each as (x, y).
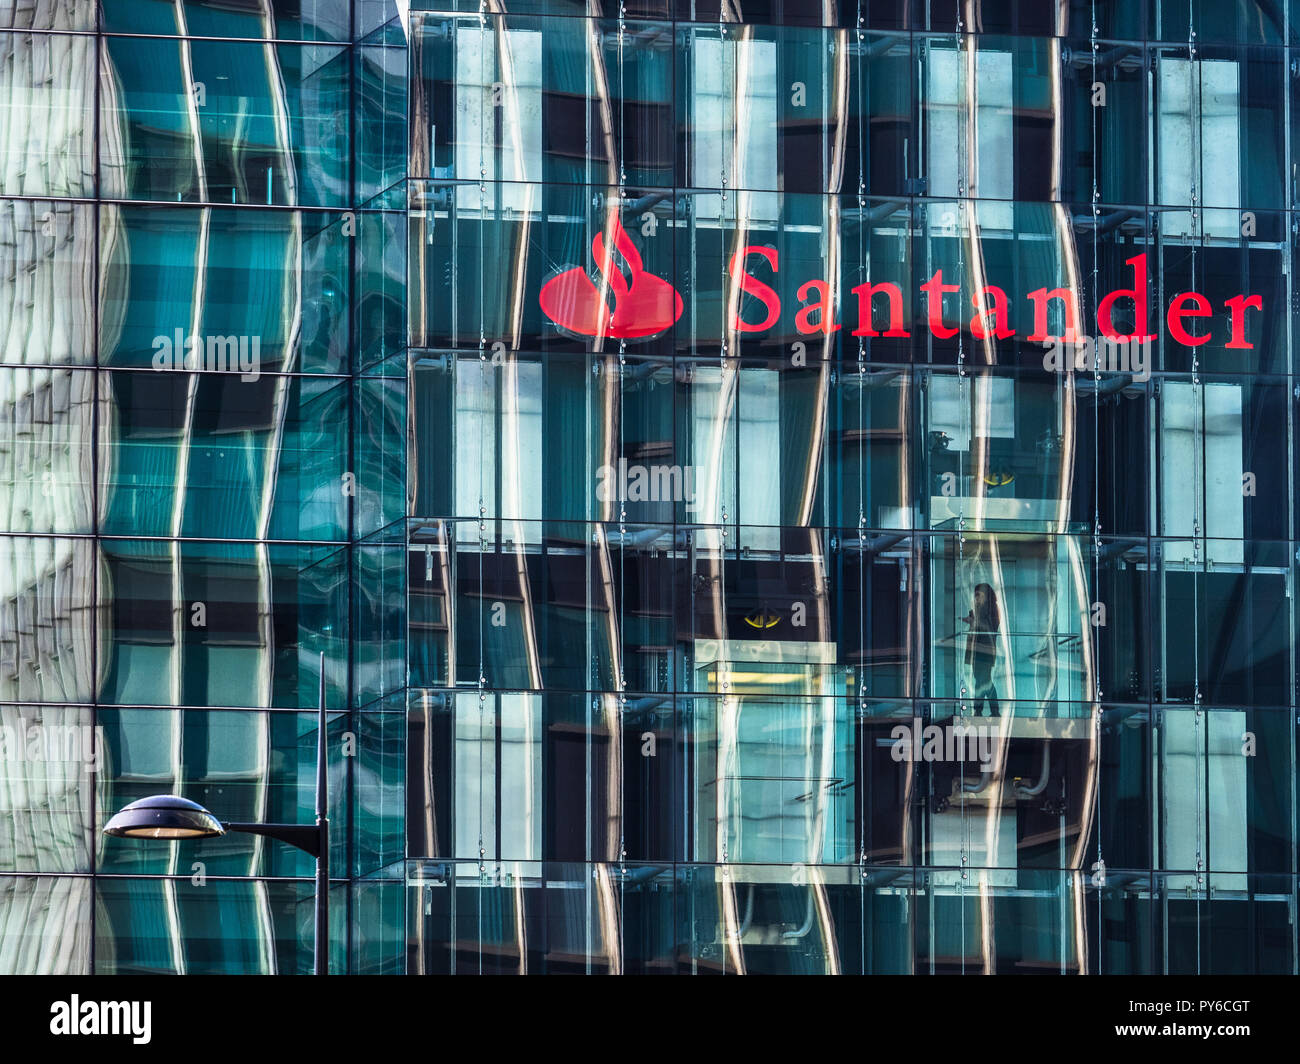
top-left (539, 215), bottom-right (683, 340)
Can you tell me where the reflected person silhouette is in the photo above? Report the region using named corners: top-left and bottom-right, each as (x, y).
top-left (963, 583), bottom-right (1000, 717)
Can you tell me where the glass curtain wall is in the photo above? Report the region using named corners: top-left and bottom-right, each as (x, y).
top-left (2, 0), bottom-right (1299, 976)
top-left (402, 0), bottom-right (1298, 975)
top-left (0, 0), bottom-right (380, 974)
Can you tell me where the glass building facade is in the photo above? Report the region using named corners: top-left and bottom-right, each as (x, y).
top-left (1, 0), bottom-right (1299, 974)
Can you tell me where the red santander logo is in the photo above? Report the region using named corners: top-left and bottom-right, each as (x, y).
top-left (539, 215), bottom-right (682, 340)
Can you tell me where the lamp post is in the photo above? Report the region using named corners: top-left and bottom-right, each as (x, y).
top-left (103, 656), bottom-right (331, 975)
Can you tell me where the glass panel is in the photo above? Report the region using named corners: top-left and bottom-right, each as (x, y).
top-left (916, 869), bottom-right (1091, 974)
top-left (406, 689), bottom-right (676, 864)
top-left (1154, 873), bottom-right (1295, 974)
top-left (96, 707), bottom-right (348, 878)
top-left (355, 535), bottom-right (406, 709)
top-left (97, 540), bottom-right (346, 710)
top-left (355, 40), bottom-right (408, 202)
top-left (99, 369), bottom-right (348, 540)
top-left (0, 704), bottom-right (95, 872)
top-left (0, 31), bottom-right (95, 197)
top-left (686, 694), bottom-right (856, 865)
top-left (412, 15), bottom-right (673, 190)
top-left (0, 536), bottom-right (95, 704)
top-left (354, 702), bottom-right (405, 876)
top-left (356, 204), bottom-right (406, 371)
top-left (355, 354), bottom-right (407, 537)
top-left (100, 38), bottom-right (349, 207)
top-left (0, 366), bottom-right (95, 534)
top-left (352, 876), bottom-right (405, 973)
top-left (101, 206), bottom-right (351, 374)
top-left (0, 875), bottom-right (91, 973)
top-left (675, 863), bottom-right (908, 974)
top-left (0, 200), bottom-right (96, 367)
top-left (929, 532), bottom-right (1095, 709)
top-left (408, 860), bottom-right (675, 974)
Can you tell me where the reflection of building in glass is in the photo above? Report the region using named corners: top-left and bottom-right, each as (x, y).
top-left (0, 0), bottom-right (1296, 974)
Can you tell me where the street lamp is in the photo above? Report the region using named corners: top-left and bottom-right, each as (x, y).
top-left (103, 657), bottom-right (331, 975)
